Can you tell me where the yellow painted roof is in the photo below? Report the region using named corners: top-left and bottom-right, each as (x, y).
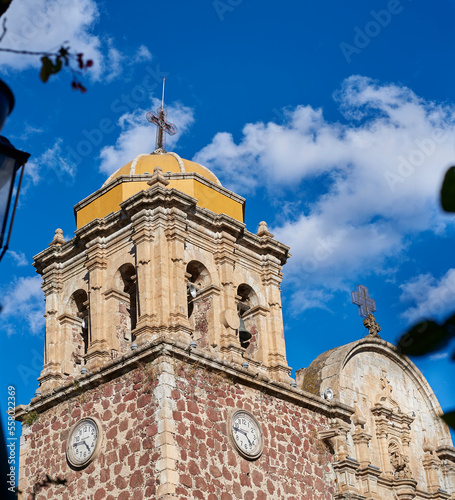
top-left (103, 152), bottom-right (221, 187)
top-left (75, 151), bottom-right (245, 228)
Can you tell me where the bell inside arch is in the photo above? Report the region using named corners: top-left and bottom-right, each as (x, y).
top-left (238, 317), bottom-right (252, 343)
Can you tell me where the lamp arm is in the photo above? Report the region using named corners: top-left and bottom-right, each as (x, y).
top-left (0, 161), bottom-right (25, 263)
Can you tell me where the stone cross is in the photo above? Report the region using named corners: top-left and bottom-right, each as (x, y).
top-left (146, 78), bottom-right (177, 152)
top-left (351, 284), bottom-right (376, 318)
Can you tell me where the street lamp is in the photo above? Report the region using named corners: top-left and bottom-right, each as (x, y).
top-left (0, 79), bottom-right (30, 263)
top-left (0, 136), bottom-right (30, 262)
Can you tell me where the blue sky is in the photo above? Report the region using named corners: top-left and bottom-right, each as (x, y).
top-left (1, 0), bottom-right (455, 439)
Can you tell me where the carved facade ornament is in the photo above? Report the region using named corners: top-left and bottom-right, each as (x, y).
top-left (49, 228), bottom-right (65, 246)
top-left (147, 166), bottom-right (170, 188)
top-left (389, 441), bottom-right (412, 479)
top-left (363, 313), bottom-right (381, 337)
top-left (380, 369), bottom-right (393, 399)
top-left (256, 221), bottom-right (274, 238)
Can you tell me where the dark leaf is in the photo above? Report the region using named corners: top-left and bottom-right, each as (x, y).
top-left (441, 411), bottom-right (455, 430)
top-left (441, 166), bottom-right (455, 212)
top-left (77, 53), bottom-right (84, 69)
top-left (443, 313), bottom-right (455, 327)
top-left (39, 56), bottom-right (53, 83)
top-left (397, 320), bottom-right (453, 356)
top-left (58, 46), bottom-right (70, 65)
top-left (0, 0), bottom-right (14, 19)
top-left (86, 59), bottom-right (93, 68)
top-left (71, 81), bottom-right (87, 93)
top-left (53, 57), bottom-right (62, 74)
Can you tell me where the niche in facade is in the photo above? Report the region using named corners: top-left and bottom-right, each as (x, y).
top-left (236, 284), bottom-right (258, 350)
top-left (116, 264), bottom-right (137, 342)
top-left (186, 260), bottom-right (212, 347)
top-left (69, 289), bottom-right (89, 362)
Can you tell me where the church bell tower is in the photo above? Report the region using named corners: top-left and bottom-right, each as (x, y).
top-left (34, 147), bottom-right (291, 392)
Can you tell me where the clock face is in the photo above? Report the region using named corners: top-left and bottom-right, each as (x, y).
top-left (230, 410), bottom-right (263, 460)
top-left (66, 418), bottom-right (101, 468)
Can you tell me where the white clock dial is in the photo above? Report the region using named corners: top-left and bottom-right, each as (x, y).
top-left (66, 418), bottom-right (101, 468)
top-left (230, 410), bottom-right (263, 459)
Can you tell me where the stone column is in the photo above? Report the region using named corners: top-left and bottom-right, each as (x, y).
top-left (439, 460), bottom-right (455, 496)
top-left (131, 209), bottom-right (157, 344)
top-left (153, 213), bottom-right (171, 330)
top-left (352, 431), bottom-right (372, 468)
top-left (437, 445), bottom-right (455, 497)
top-left (262, 257), bottom-right (290, 382)
top-left (422, 451), bottom-right (442, 494)
top-left (165, 207), bottom-right (191, 341)
top-left (154, 354), bottom-right (179, 498)
top-left (215, 232), bottom-right (241, 363)
top-left (376, 426), bottom-right (393, 477)
top-left (37, 274), bottom-right (64, 392)
top-left (85, 237), bottom-right (110, 369)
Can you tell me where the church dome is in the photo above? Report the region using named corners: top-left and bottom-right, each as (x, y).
top-left (102, 151), bottom-right (221, 187)
top-left (74, 151), bottom-right (244, 229)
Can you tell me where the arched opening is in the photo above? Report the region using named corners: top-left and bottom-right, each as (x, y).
top-left (186, 261), bottom-right (211, 319)
top-left (236, 284), bottom-right (258, 349)
top-left (186, 261), bottom-right (212, 347)
top-left (116, 264), bottom-right (137, 340)
top-left (69, 289), bottom-right (89, 359)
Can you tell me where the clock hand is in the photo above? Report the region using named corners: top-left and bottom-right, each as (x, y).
top-left (233, 426), bottom-right (252, 446)
top-left (73, 440), bottom-right (90, 450)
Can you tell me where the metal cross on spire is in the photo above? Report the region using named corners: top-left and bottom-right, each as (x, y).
top-left (351, 284), bottom-right (376, 318)
top-left (146, 77), bottom-right (177, 152)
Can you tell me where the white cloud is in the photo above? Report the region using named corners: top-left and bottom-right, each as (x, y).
top-left (400, 269), bottom-right (455, 323)
top-left (428, 351), bottom-right (450, 361)
top-left (133, 45), bottom-right (153, 63)
top-left (9, 123), bottom-right (44, 142)
top-left (24, 138), bottom-right (77, 190)
top-left (0, 0), bottom-right (153, 82)
top-left (99, 99), bottom-right (195, 175)
top-left (0, 0), bottom-right (102, 77)
top-left (195, 76), bottom-right (455, 310)
top-left (103, 37), bottom-right (123, 83)
top-left (7, 250), bottom-right (28, 267)
top-left (0, 275), bottom-right (44, 336)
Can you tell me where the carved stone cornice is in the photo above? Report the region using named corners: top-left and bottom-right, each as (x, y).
top-left (356, 464), bottom-right (381, 478)
top-left (393, 478), bottom-right (417, 500)
top-left (437, 446), bottom-right (455, 463)
top-left (16, 336), bottom-right (354, 423)
top-left (192, 284), bottom-right (221, 302)
top-left (57, 313), bottom-right (82, 326)
top-left (352, 430), bottom-right (372, 445)
top-left (103, 288), bottom-right (130, 302)
top-left (242, 304), bottom-right (270, 318)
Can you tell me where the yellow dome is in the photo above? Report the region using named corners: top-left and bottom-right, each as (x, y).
top-left (103, 152), bottom-right (221, 187)
top-left (74, 151), bottom-right (244, 229)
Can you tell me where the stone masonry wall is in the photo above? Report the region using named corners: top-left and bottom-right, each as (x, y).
top-left (171, 359), bottom-right (335, 500)
top-left (19, 352), bottom-right (336, 500)
top-left (19, 366), bottom-right (160, 500)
